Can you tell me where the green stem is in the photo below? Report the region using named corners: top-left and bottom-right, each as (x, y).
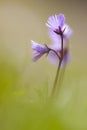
top-left (51, 59), bottom-right (62, 96)
top-left (51, 34), bottom-right (64, 96)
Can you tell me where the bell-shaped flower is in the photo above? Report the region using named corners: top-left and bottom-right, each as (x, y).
top-left (31, 40), bottom-right (49, 62)
top-left (31, 40), bottom-right (70, 67)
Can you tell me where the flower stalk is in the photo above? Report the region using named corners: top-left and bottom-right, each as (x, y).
top-left (31, 13), bottom-right (73, 97)
top-left (51, 32), bottom-right (64, 96)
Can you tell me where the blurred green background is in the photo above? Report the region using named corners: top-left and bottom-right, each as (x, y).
top-left (0, 0), bottom-right (87, 130)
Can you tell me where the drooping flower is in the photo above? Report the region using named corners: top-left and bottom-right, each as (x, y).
top-left (31, 40), bottom-right (49, 62)
top-left (31, 40), bottom-right (69, 66)
top-left (31, 40), bottom-right (61, 62)
top-left (46, 14), bottom-right (72, 43)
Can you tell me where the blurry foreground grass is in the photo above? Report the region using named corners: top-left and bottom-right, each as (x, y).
top-left (0, 1), bottom-right (87, 130)
top-left (0, 43), bottom-right (87, 130)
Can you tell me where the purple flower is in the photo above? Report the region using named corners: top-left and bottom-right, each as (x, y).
top-left (46, 14), bottom-right (65, 31)
top-left (31, 40), bottom-right (69, 66)
top-left (31, 14), bottom-right (73, 95)
top-left (45, 14), bottom-right (72, 66)
top-left (31, 14), bottom-right (72, 66)
top-left (31, 40), bottom-right (61, 63)
top-left (31, 40), bottom-right (49, 62)
top-left (47, 44), bottom-right (70, 67)
top-left (46, 14), bottom-right (72, 42)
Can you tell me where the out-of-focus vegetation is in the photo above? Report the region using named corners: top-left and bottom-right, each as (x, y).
top-left (0, 0), bottom-right (87, 130)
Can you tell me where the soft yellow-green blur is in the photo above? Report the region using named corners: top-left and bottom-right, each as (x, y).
top-left (0, 0), bottom-right (87, 130)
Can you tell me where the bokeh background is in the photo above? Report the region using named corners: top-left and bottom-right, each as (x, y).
top-left (0, 0), bottom-right (87, 130)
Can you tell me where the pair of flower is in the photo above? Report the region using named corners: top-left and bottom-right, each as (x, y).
top-left (31, 14), bottom-right (72, 67)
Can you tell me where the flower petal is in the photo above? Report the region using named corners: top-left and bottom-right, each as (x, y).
top-left (33, 53), bottom-right (43, 62)
top-left (47, 48), bottom-right (71, 67)
top-left (48, 29), bottom-right (61, 46)
top-left (46, 14), bottom-right (65, 30)
top-left (47, 50), bottom-right (59, 65)
top-left (57, 14), bottom-right (65, 27)
top-left (31, 40), bottom-right (49, 62)
top-left (63, 24), bottom-right (73, 40)
top-left (31, 40), bottom-right (45, 51)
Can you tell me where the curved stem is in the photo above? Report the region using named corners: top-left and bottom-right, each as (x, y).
top-left (44, 44), bottom-right (61, 60)
top-left (51, 34), bottom-right (64, 96)
top-left (49, 48), bottom-right (61, 60)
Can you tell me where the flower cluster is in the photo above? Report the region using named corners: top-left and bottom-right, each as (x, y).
top-left (31, 14), bottom-right (72, 66)
top-left (31, 13), bottom-right (73, 95)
